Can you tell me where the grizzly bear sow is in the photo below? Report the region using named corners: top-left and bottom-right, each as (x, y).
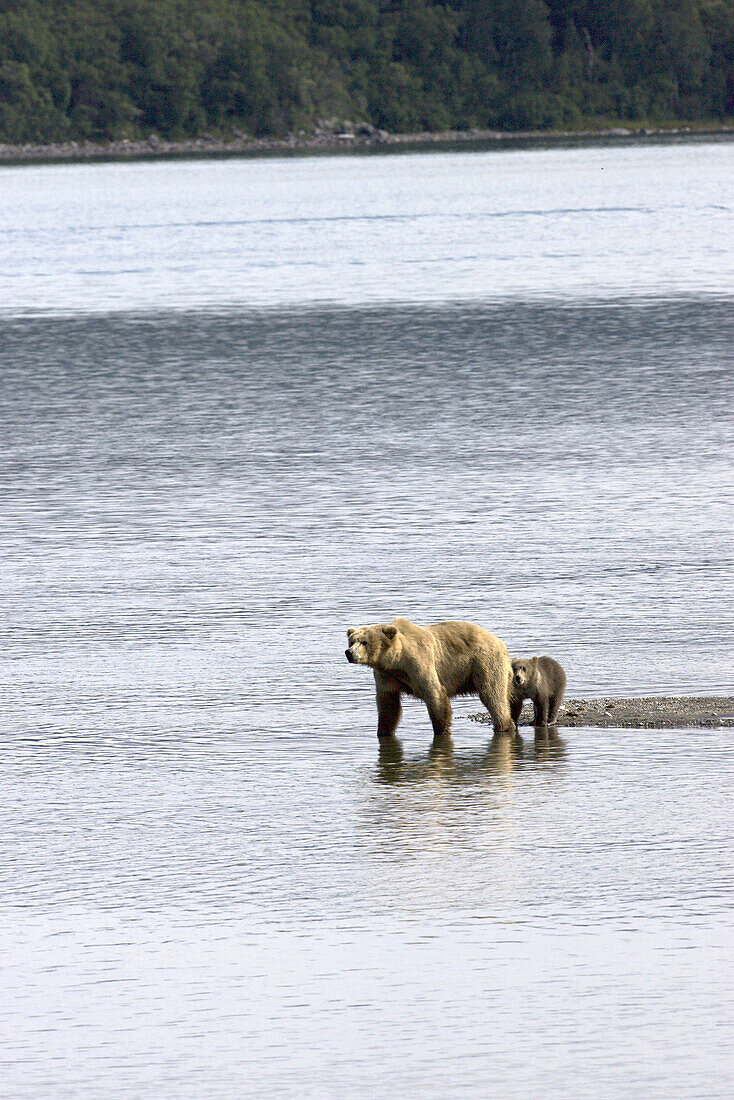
top-left (345, 617), bottom-right (515, 738)
top-left (510, 656), bottom-right (566, 727)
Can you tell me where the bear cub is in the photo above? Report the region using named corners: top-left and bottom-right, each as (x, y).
top-left (510, 656), bottom-right (566, 727)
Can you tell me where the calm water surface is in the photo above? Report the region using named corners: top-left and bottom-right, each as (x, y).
top-left (1, 141), bottom-right (733, 1097)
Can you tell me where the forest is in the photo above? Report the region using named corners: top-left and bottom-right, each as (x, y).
top-left (1, 0), bottom-right (733, 144)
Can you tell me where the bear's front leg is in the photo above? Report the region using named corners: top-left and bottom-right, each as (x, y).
top-left (423, 682), bottom-right (453, 738)
top-left (375, 673), bottom-right (403, 739)
top-left (533, 698), bottom-right (549, 726)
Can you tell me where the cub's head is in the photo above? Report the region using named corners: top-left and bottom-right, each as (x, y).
top-left (512, 656), bottom-right (538, 689)
top-left (345, 623), bottom-right (398, 669)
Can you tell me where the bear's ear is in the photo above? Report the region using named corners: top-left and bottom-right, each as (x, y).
top-left (346, 628), bottom-right (356, 639)
top-left (382, 625), bottom-right (398, 640)
top-left (530, 656), bottom-right (539, 669)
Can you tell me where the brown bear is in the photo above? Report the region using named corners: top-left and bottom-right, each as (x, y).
top-left (345, 617), bottom-right (515, 738)
top-left (510, 656), bottom-right (566, 727)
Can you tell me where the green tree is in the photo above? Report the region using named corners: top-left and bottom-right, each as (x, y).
top-left (0, 0), bottom-right (731, 145)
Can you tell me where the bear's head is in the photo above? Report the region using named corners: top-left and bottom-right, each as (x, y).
top-left (345, 623), bottom-right (398, 669)
top-left (512, 656), bottom-right (538, 689)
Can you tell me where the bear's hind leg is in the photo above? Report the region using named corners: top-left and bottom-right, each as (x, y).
top-left (423, 682), bottom-right (453, 738)
top-left (476, 676), bottom-right (515, 735)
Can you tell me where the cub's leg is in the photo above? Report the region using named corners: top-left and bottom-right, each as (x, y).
top-left (533, 696), bottom-right (549, 726)
top-left (547, 695), bottom-right (562, 724)
top-left (510, 691), bottom-right (524, 731)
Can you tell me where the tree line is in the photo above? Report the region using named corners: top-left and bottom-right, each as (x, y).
top-left (1, 0), bottom-right (732, 144)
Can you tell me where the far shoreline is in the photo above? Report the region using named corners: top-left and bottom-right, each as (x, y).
top-left (2, 120), bottom-right (734, 167)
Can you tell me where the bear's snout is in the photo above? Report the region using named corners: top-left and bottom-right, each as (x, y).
top-left (345, 648), bottom-right (355, 662)
top-left (514, 673), bottom-right (523, 685)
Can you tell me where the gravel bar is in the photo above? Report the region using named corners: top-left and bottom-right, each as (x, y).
top-left (469, 696), bottom-right (734, 729)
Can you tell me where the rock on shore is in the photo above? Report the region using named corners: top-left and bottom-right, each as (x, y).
top-left (470, 696), bottom-right (734, 729)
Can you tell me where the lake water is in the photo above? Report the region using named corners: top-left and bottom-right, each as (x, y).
top-left (1, 140), bottom-right (733, 1097)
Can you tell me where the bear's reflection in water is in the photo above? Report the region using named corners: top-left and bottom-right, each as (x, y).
top-left (375, 728), bottom-right (566, 788)
top-left (363, 729), bottom-right (567, 860)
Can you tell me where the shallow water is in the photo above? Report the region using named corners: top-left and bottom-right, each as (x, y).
top-left (1, 142), bottom-right (733, 1097)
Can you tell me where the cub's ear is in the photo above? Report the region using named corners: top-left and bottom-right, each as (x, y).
top-left (382, 625), bottom-right (398, 640)
top-left (530, 656), bottom-right (539, 669)
top-left (346, 628), bottom-right (356, 639)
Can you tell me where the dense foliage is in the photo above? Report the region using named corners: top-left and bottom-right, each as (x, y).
top-left (1, 0), bottom-right (732, 143)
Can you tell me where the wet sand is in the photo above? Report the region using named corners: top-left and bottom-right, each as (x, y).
top-left (470, 696), bottom-right (734, 729)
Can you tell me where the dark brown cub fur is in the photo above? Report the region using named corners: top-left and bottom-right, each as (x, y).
top-left (510, 656), bottom-right (566, 727)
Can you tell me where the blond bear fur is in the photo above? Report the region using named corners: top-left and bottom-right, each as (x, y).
top-left (345, 617), bottom-right (515, 738)
top-left (510, 656), bottom-right (566, 727)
